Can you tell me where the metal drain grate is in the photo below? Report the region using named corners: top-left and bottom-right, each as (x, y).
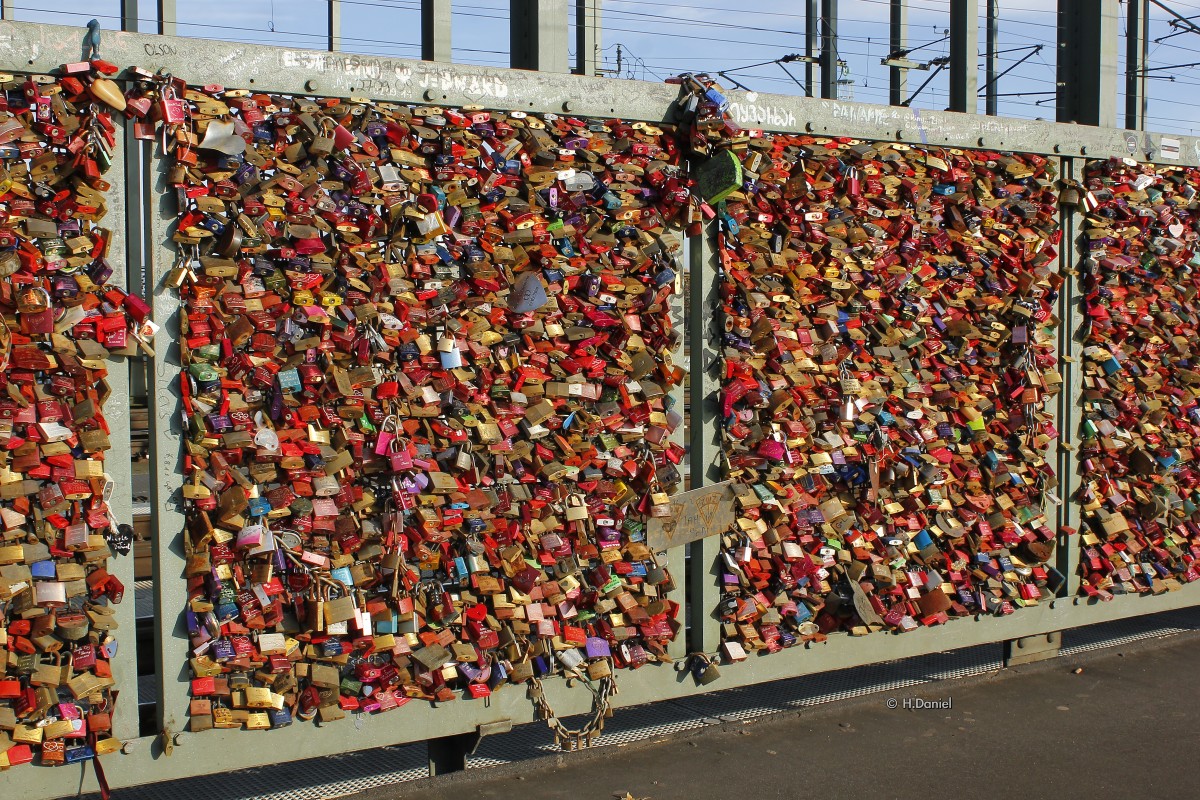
top-left (469, 700), bottom-right (714, 768)
top-left (137, 675), bottom-right (156, 707)
top-left (465, 643), bottom-right (1002, 765)
top-left (109, 745), bottom-right (428, 800)
top-left (1061, 608), bottom-right (1200, 656)
top-left (658, 644), bottom-right (1002, 725)
top-left (99, 609), bottom-right (1198, 800)
top-left (134, 580), bottom-right (155, 621)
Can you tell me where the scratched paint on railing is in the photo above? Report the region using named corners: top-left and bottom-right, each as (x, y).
top-left (279, 51), bottom-right (509, 98)
top-left (727, 102), bottom-right (796, 128)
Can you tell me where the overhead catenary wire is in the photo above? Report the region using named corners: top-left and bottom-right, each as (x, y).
top-left (20, 0), bottom-right (1200, 128)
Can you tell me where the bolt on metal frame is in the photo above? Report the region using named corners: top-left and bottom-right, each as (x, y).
top-left (2, 16), bottom-right (1200, 798)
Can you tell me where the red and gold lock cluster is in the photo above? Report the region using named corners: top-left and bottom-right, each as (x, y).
top-left (690, 79), bottom-right (1066, 658)
top-left (1077, 158), bottom-right (1200, 597)
top-left (134, 75), bottom-right (688, 731)
top-left (1, 61), bottom-right (147, 769)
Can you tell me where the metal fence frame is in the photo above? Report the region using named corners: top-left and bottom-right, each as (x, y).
top-left (2, 18), bottom-right (1197, 798)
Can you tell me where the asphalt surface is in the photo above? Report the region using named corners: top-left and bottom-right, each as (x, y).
top-left (354, 630), bottom-right (1200, 800)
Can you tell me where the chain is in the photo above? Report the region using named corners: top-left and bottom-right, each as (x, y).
top-left (525, 660), bottom-right (617, 751)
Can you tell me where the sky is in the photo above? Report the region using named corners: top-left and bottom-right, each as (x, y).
top-left (9, 0), bottom-right (1200, 135)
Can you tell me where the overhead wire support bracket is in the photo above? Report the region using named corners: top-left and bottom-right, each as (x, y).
top-left (900, 55), bottom-right (950, 106)
top-left (977, 44), bottom-right (1043, 96)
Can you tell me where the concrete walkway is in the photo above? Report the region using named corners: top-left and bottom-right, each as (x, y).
top-left (353, 630), bottom-right (1200, 800)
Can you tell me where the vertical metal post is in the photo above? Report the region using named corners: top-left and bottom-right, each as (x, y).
top-left (889, 0), bottom-right (907, 106)
top-left (574, 0), bottom-right (601, 77)
top-left (687, 233), bottom-right (723, 654)
top-left (1, 0), bottom-right (14, 19)
top-left (985, 0), bottom-right (998, 115)
top-left (820, 0), bottom-right (838, 100)
top-left (666, 241), bottom-right (687, 661)
top-left (329, 0), bottom-right (342, 53)
top-left (510, 0), bottom-right (569, 73)
top-left (1058, 156), bottom-right (1084, 597)
top-left (123, 2), bottom-right (152, 426)
top-left (422, 0), bottom-right (452, 63)
top-left (950, 0), bottom-right (979, 113)
top-left (117, 0), bottom-right (150, 744)
top-left (121, 0), bottom-right (141, 32)
top-left (806, 0), bottom-right (817, 97)
top-left (104, 116), bottom-right (139, 744)
top-left (158, 0), bottom-right (177, 36)
top-left (1057, 0), bottom-right (1119, 126)
top-left (148, 110), bottom-right (190, 751)
top-left (1125, 0), bottom-right (1149, 130)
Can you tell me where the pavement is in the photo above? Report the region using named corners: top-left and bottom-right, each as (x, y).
top-left (352, 628), bottom-right (1200, 800)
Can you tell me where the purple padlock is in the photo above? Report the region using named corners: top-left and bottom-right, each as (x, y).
top-left (584, 637), bottom-right (611, 659)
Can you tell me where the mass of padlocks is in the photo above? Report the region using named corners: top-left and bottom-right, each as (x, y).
top-left (0, 61), bottom-right (148, 769)
top-left (129, 74), bottom-right (689, 732)
top-left (1077, 158), bottom-right (1200, 598)
top-left (705, 123), bottom-right (1068, 657)
top-left (14, 44), bottom-right (1200, 763)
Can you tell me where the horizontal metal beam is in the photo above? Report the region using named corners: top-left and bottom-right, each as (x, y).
top-left (0, 19), bottom-right (1195, 166)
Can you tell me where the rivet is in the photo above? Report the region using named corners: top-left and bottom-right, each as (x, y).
top-left (563, 101), bottom-right (574, 112)
top-left (305, 80), bottom-right (318, 92)
top-left (424, 89), bottom-right (436, 101)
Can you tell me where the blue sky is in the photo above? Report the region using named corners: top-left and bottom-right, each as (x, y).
top-left (10, 0), bottom-right (1200, 135)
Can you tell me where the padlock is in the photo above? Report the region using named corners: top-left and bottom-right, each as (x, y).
top-left (158, 82), bottom-right (187, 125)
